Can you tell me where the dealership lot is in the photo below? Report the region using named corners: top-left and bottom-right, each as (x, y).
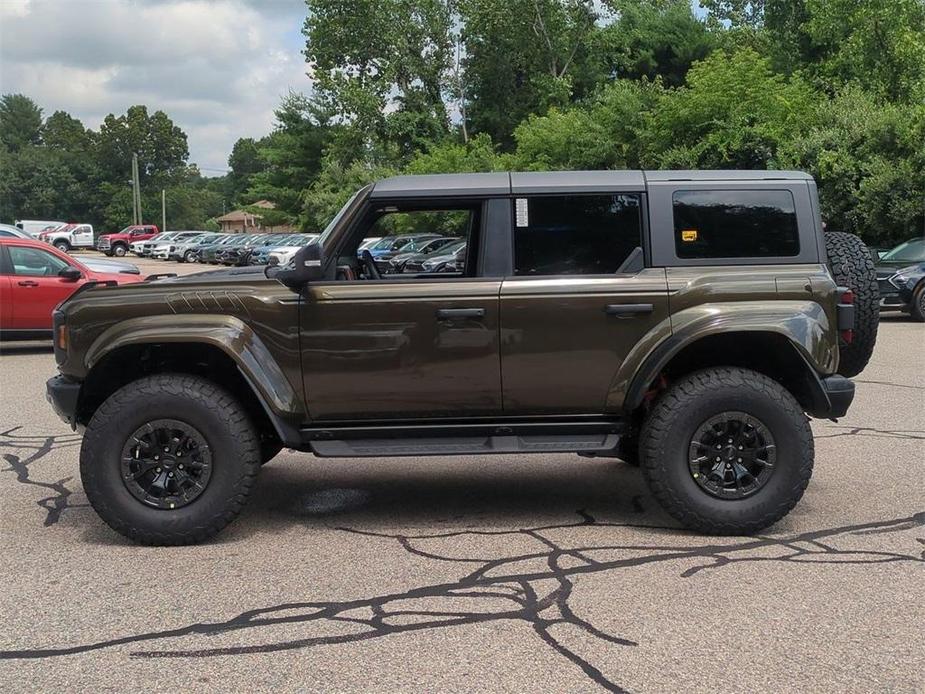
top-left (0, 311), bottom-right (922, 691)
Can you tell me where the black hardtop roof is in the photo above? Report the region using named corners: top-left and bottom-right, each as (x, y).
top-left (370, 170), bottom-right (812, 198)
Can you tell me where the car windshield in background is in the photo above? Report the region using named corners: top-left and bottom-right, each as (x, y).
top-left (880, 238), bottom-right (925, 263)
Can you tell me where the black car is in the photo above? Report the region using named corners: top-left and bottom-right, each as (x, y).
top-left (387, 236), bottom-right (462, 273)
top-left (402, 240), bottom-right (467, 273)
top-left (195, 234), bottom-right (247, 263)
top-left (875, 237), bottom-right (925, 321)
top-left (217, 234), bottom-right (290, 266)
top-left (371, 234), bottom-right (444, 273)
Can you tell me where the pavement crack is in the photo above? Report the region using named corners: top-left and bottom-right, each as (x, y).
top-left (1, 510), bottom-right (921, 694)
top-left (0, 427), bottom-right (85, 526)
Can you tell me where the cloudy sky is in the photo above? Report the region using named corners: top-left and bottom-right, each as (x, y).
top-left (0, 0), bottom-right (311, 175)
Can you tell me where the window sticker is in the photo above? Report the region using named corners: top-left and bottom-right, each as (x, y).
top-left (515, 198), bottom-right (529, 227)
top-left (681, 229), bottom-right (698, 242)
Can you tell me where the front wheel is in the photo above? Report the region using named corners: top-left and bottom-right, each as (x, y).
top-left (80, 374), bottom-right (261, 545)
top-left (911, 282), bottom-right (925, 322)
top-left (184, 250), bottom-right (196, 263)
top-left (639, 367), bottom-right (813, 535)
top-left (112, 243), bottom-right (127, 257)
top-left (53, 240), bottom-right (70, 252)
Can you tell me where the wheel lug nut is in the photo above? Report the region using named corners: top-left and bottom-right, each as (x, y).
top-left (154, 455), bottom-right (159, 460)
top-left (737, 457), bottom-right (742, 463)
top-left (715, 456), bottom-right (721, 462)
top-left (727, 438), bottom-right (732, 443)
top-left (716, 445), bottom-right (722, 449)
top-left (156, 467), bottom-right (161, 472)
top-left (168, 472), bottom-right (174, 477)
top-left (738, 445), bottom-right (743, 450)
top-left (164, 447), bottom-right (169, 452)
top-left (178, 464), bottom-right (184, 469)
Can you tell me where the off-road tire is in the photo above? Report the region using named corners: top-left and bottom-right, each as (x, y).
top-left (824, 231), bottom-right (878, 377)
top-left (80, 374), bottom-right (261, 545)
top-left (911, 282), bottom-right (925, 322)
top-left (111, 243), bottom-right (128, 257)
top-left (53, 239), bottom-right (70, 252)
top-left (639, 367), bottom-right (813, 535)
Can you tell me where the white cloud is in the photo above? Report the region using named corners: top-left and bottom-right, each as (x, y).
top-left (0, 0), bottom-right (311, 174)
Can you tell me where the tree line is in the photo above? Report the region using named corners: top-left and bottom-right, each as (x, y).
top-left (2, 0), bottom-right (924, 244)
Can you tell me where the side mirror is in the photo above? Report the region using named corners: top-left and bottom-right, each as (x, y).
top-left (267, 242), bottom-right (324, 287)
top-left (58, 266), bottom-right (82, 281)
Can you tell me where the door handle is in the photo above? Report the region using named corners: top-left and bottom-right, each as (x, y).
top-left (436, 308), bottom-right (485, 320)
top-left (17, 280), bottom-right (39, 287)
top-left (605, 303), bottom-right (653, 316)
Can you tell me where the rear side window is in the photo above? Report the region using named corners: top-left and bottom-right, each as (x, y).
top-left (673, 190), bottom-right (799, 259)
top-left (513, 194), bottom-right (642, 275)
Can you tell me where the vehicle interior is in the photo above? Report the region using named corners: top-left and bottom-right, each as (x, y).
top-left (333, 202), bottom-right (479, 282)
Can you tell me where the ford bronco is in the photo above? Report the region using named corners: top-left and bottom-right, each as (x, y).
top-left (46, 171), bottom-right (879, 544)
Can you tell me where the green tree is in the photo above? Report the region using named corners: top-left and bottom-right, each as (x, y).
top-left (642, 48), bottom-right (816, 168)
top-left (95, 105), bottom-right (189, 185)
top-left (42, 111), bottom-right (92, 152)
top-left (803, 0), bottom-right (925, 102)
top-left (247, 93), bottom-right (336, 224)
top-left (459, 0), bottom-right (602, 147)
top-left (226, 137), bottom-right (266, 204)
top-left (304, 0), bottom-right (454, 156)
top-left (0, 93), bottom-right (43, 151)
top-left (780, 87), bottom-right (925, 244)
top-left (597, 0), bottom-right (717, 87)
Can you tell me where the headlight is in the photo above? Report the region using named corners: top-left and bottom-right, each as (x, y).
top-left (889, 265), bottom-right (921, 289)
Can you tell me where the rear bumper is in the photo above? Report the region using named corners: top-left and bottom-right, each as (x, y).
top-left (816, 375), bottom-right (855, 419)
top-left (46, 375), bottom-right (81, 428)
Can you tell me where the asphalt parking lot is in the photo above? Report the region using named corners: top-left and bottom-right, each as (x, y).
top-left (0, 273), bottom-right (923, 691)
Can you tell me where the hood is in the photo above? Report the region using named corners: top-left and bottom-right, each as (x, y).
top-left (147, 265), bottom-right (267, 284)
top-left (876, 260), bottom-right (925, 278)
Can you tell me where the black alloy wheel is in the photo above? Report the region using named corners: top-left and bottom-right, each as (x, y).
top-left (120, 419), bottom-right (213, 509)
top-left (688, 412), bottom-right (777, 499)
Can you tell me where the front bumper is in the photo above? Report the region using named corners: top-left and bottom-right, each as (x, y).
top-left (46, 375), bottom-right (81, 428)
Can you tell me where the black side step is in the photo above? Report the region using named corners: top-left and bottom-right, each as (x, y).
top-left (300, 419), bottom-right (624, 458)
top-left (309, 434), bottom-right (620, 458)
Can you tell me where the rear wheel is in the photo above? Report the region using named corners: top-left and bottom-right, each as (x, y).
top-left (639, 367), bottom-right (813, 535)
top-left (112, 243), bottom-right (128, 257)
top-left (80, 374), bottom-right (261, 545)
top-left (824, 231), bottom-right (878, 377)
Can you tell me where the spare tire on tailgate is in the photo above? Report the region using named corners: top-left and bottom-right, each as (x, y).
top-left (824, 231), bottom-right (879, 377)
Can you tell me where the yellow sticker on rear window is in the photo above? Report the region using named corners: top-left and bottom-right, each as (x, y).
top-left (681, 229), bottom-right (698, 242)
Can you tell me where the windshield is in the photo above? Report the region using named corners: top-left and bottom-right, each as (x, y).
top-left (316, 186), bottom-right (369, 250)
top-left (881, 238), bottom-right (925, 263)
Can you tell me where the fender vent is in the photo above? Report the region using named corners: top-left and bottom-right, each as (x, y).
top-left (167, 292), bottom-right (250, 316)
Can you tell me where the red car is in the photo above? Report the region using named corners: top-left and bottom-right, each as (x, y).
top-left (0, 238), bottom-right (143, 340)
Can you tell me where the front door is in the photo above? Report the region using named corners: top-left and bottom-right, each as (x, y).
top-left (300, 202), bottom-right (503, 421)
top-left (499, 193), bottom-right (670, 415)
top-left (4, 243), bottom-right (83, 329)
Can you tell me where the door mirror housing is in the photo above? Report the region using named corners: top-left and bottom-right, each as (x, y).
top-left (267, 242), bottom-right (324, 287)
top-left (58, 266), bottom-right (82, 281)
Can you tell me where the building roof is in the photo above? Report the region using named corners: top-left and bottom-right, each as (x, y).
top-left (216, 200), bottom-right (276, 223)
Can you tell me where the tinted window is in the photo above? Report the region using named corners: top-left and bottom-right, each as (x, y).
top-left (673, 190), bottom-right (799, 259)
top-left (513, 195), bottom-right (641, 276)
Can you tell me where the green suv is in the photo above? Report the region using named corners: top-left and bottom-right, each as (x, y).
top-left (46, 171), bottom-right (879, 544)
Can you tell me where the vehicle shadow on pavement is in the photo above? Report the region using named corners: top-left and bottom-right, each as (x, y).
top-left (249, 455), bottom-right (666, 532)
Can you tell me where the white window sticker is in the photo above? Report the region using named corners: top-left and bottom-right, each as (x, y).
top-left (515, 198), bottom-right (529, 227)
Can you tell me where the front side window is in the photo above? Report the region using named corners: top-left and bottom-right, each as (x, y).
top-left (513, 194), bottom-right (642, 276)
top-left (8, 246), bottom-right (72, 276)
top-left (673, 190), bottom-right (799, 259)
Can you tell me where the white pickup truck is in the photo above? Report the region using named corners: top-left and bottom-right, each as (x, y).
top-left (37, 223), bottom-right (95, 251)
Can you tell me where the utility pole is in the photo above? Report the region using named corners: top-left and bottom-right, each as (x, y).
top-left (131, 153), bottom-right (142, 225)
top-left (161, 189), bottom-right (166, 233)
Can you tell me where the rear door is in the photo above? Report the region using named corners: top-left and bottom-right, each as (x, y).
top-left (500, 189), bottom-right (670, 415)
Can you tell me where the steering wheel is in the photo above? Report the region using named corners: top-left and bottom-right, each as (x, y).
top-left (360, 249), bottom-right (381, 280)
